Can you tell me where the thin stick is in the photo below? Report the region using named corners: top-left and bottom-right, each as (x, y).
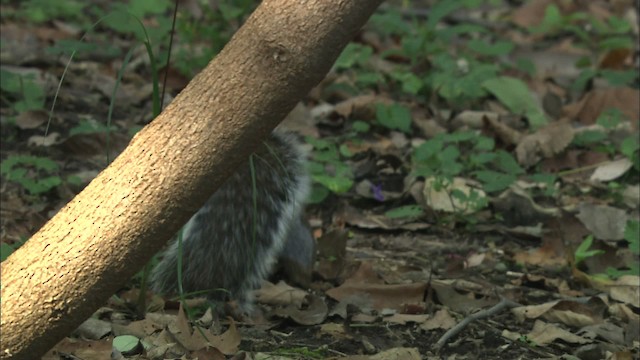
top-left (434, 297), bottom-right (521, 351)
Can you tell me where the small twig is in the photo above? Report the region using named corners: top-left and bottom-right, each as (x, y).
top-left (434, 297), bottom-right (521, 351)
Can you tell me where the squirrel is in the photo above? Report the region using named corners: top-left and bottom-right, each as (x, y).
top-left (150, 130), bottom-right (313, 315)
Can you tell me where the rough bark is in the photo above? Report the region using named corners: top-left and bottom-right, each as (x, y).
top-left (0, 0), bottom-right (383, 358)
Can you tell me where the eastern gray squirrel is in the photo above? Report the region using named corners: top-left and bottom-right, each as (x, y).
top-left (150, 130), bottom-right (313, 314)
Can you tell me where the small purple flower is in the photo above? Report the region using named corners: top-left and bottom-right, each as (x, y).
top-left (371, 183), bottom-right (384, 202)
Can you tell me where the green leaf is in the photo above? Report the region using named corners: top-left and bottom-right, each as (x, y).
top-left (313, 148), bottom-right (340, 162)
top-left (385, 205), bottom-right (424, 219)
top-left (19, 0), bottom-right (86, 23)
top-left (575, 235), bottom-right (605, 265)
top-left (370, 9), bottom-right (412, 36)
top-left (469, 152), bottom-right (496, 167)
top-left (352, 120), bottom-right (370, 133)
top-left (600, 69), bottom-right (638, 86)
top-left (446, 131), bottom-right (476, 143)
top-left (474, 136), bottom-right (495, 151)
top-left (427, 1), bottom-right (464, 30)
top-left (625, 220), bottom-right (639, 254)
top-left (482, 76), bottom-right (547, 128)
top-left (335, 43), bottom-right (373, 70)
top-left (530, 4), bottom-right (562, 34)
top-left (23, 177), bottom-right (62, 195)
top-left (112, 335), bottom-right (141, 354)
top-left (312, 175), bottom-right (353, 194)
top-left (573, 130), bottom-right (606, 146)
top-left (572, 69), bottom-right (598, 93)
top-left (494, 150), bottom-right (525, 175)
top-left (620, 136), bottom-right (639, 160)
top-left (596, 108), bottom-right (624, 129)
top-left (1, 155), bottom-right (59, 173)
top-left (376, 103), bottom-right (412, 133)
top-left (339, 144), bottom-right (353, 158)
top-left (355, 71), bottom-right (383, 87)
top-left (468, 39), bottom-right (514, 57)
top-left (305, 136), bottom-right (333, 150)
top-left (414, 137), bottom-right (444, 162)
top-left (474, 170), bottom-right (516, 192)
top-left (598, 36), bottom-right (633, 51)
top-left (69, 120), bottom-right (115, 136)
top-left (1, 242), bottom-right (16, 262)
top-left (515, 58), bottom-right (536, 77)
top-left (528, 173), bottom-right (558, 192)
top-left (391, 71), bottom-right (424, 95)
top-left (440, 145), bottom-right (461, 164)
top-left (307, 183), bottom-right (330, 204)
top-left (128, 0), bottom-right (172, 17)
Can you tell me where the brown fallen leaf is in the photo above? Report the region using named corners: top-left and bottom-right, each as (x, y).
top-left (576, 203), bottom-right (630, 241)
top-left (510, 0), bottom-right (555, 28)
top-left (590, 158), bottom-right (634, 182)
top-left (515, 120), bottom-right (574, 167)
top-left (482, 113), bottom-right (523, 146)
top-left (503, 320), bottom-right (591, 346)
top-left (512, 296), bottom-right (607, 327)
top-left (420, 309), bottom-right (456, 331)
top-left (430, 280), bottom-right (497, 314)
top-left (271, 294), bottom-right (328, 325)
top-left (255, 280), bottom-right (308, 308)
top-left (15, 109), bottom-right (48, 130)
top-left (326, 262), bottom-right (427, 312)
top-left (423, 177), bottom-right (487, 215)
top-left (42, 338), bottom-right (114, 360)
top-left (315, 229), bottom-right (348, 280)
top-left (167, 304), bottom-right (241, 355)
top-left (563, 87), bottom-right (640, 128)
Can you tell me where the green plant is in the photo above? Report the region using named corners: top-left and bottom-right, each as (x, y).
top-left (172, 1), bottom-right (257, 77)
top-left (1, 238), bottom-right (26, 262)
top-left (332, 42), bottom-right (383, 91)
top-left (429, 56), bottom-right (498, 108)
top-left (529, 4), bottom-right (638, 92)
top-left (375, 103), bottom-right (412, 133)
top-left (272, 346), bottom-right (326, 359)
top-left (0, 69), bottom-right (46, 113)
top-left (305, 136), bottom-right (354, 204)
top-left (620, 136), bottom-right (640, 171)
top-left (385, 205), bottom-right (424, 219)
top-left (69, 118), bottom-right (118, 136)
top-left (482, 76), bottom-right (548, 128)
top-left (411, 131), bottom-right (530, 219)
top-left (575, 222), bottom-right (640, 279)
top-left (0, 155), bottom-right (65, 195)
top-left (574, 235), bottom-right (605, 266)
top-left (571, 110), bottom-right (639, 166)
top-left (413, 131), bottom-right (524, 195)
top-left (605, 220), bottom-right (640, 278)
top-left (16, 0), bottom-right (87, 24)
top-left (530, 5), bottom-right (634, 51)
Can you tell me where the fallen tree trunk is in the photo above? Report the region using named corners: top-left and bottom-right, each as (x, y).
top-left (0, 0), bottom-right (383, 358)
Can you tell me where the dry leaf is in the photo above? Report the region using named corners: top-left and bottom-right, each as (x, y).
top-left (564, 87), bottom-right (640, 128)
top-left (576, 203), bottom-right (630, 241)
top-left (423, 177), bottom-right (486, 214)
top-left (516, 121), bottom-right (574, 167)
top-left (420, 309), bottom-right (456, 331)
top-left (590, 158), bottom-right (633, 182)
top-left (15, 110), bottom-right (48, 130)
top-left (526, 320), bottom-right (591, 345)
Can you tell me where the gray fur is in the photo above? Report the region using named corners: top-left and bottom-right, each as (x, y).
top-left (278, 215), bottom-right (316, 288)
top-left (150, 131), bottom-right (311, 314)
